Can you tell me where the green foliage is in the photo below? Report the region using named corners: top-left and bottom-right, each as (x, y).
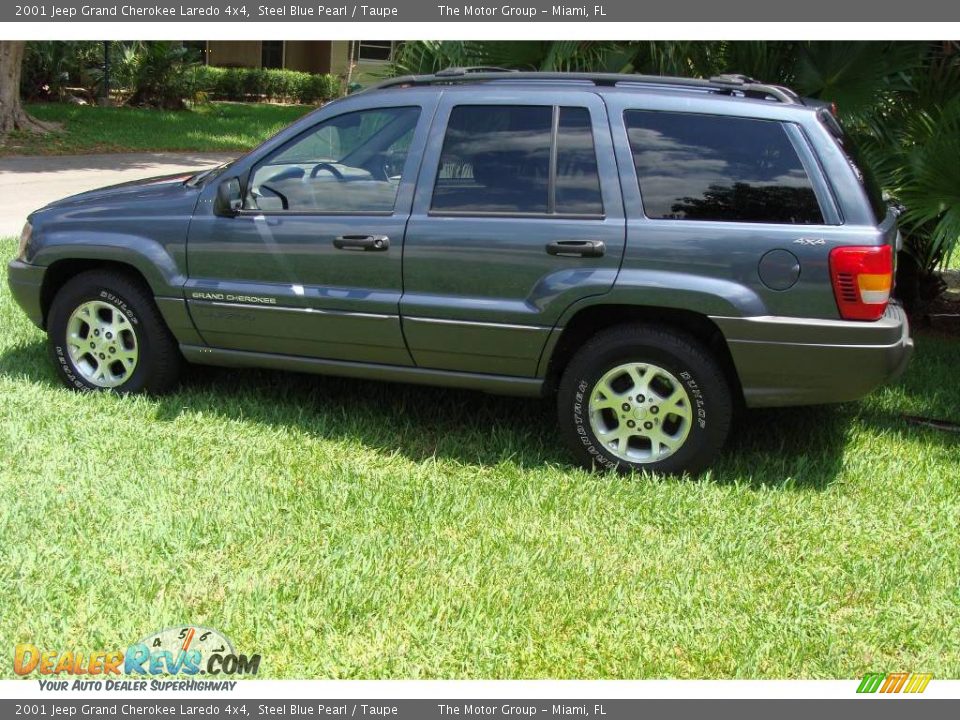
top-left (20, 41), bottom-right (105, 100)
top-left (190, 65), bottom-right (341, 104)
top-left (20, 41), bottom-right (343, 109)
top-left (121, 41), bottom-right (197, 109)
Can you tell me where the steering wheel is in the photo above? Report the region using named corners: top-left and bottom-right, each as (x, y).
top-left (309, 162), bottom-right (344, 179)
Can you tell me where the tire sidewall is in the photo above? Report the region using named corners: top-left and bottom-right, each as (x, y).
top-left (562, 339), bottom-right (720, 474)
top-left (49, 282), bottom-right (152, 394)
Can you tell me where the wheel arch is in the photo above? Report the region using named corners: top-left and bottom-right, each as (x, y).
top-left (39, 258), bottom-right (156, 329)
top-left (541, 303), bottom-right (744, 405)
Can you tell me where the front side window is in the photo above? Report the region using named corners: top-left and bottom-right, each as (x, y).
top-left (625, 110), bottom-right (824, 224)
top-left (431, 105), bottom-right (603, 216)
top-left (247, 106), bottom-right (421, 213)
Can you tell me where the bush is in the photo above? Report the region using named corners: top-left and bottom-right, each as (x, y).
top-left (20, 41), bottom-right (105, 101)
top-left (120, 42), bottom-right (197, 109)
top-left (191, 65), bottom-right (341, 104)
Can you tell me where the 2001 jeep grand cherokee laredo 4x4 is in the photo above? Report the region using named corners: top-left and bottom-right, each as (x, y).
top-left (7, 70), bottom-right (914, 475)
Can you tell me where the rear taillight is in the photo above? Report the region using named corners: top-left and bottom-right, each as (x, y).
top-left (829, 245), bottom-right (893, 321)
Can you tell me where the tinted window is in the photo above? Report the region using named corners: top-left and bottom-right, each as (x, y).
top-left (555, 107), bottom-right (603, 215)
top-left (819, 110), bottom-right (886, 223)
top-left (432, 105), bottom-right (552, 214)
top-left (625, 111), bottom-right (824, 224)
top-left (247, 106), bottom-right (420, 213)
top-left (432, 105), bottom-right (604, 216)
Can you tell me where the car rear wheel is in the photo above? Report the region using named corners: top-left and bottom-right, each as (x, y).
top-left (557, 324), bottom-right (732, 475)
top-left (47, 269), bottom-right (182, 394)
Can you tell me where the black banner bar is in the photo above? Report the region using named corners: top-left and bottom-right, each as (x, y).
top-left (4, 0), bottom-right (960, 22)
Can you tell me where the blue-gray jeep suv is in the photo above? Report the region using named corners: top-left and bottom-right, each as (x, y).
top-left (6, 70), bottom-right (914, 474)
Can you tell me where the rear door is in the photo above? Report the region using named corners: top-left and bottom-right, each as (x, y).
top-left (400, 90), bottom-right (626, 377)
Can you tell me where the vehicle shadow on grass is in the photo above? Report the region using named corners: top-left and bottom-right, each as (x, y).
top-left (0, 338), bottom-right (943, 490)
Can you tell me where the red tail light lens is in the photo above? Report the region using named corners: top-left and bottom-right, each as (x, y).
top-left (829, 245), bottom-right (893, 321)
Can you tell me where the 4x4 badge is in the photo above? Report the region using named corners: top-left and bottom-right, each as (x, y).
top-left (794, 237), bottom-right (826, 246)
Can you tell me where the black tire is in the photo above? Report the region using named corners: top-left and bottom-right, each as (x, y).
top-left (47, 269), bottom-right (182, 395)
top-left (557, 323), bottom-right (732, 476)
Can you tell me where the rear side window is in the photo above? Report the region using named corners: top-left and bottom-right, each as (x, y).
top-left (625, 110), bottom-right (824, 224)
top-left (555, 107), bottom-right (603, 215)
top-left (431, 105), bottom-right (603, 216)
top-left (819, 110), bottom-right (886, 224)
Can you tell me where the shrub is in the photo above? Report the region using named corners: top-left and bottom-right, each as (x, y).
top-left (122, 41), bottom-right (198, 109)
top-left (20, 41), bottom-right (104, 100)
top-left (190, 65), bottom-right (341, 104)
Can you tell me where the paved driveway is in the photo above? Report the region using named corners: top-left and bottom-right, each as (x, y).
top-left (0, 152), bottom-right (236, 237)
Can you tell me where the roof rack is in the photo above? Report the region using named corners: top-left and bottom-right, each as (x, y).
top-left (369, 68), bottom-right (801, 104)
top-left (434, 66), bottom-right (517, 76)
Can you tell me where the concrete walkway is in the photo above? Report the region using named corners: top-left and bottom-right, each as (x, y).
top-left (0, 152), bottom-right (236, 237)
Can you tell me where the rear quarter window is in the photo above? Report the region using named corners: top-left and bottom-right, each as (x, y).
top-left (624, 110), bottom-right (824, 224)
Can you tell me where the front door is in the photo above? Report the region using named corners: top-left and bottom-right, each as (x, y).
top-left (400, 91), bottom-right (626, 377)
top-left (186, 100), bottom-right (432, 365)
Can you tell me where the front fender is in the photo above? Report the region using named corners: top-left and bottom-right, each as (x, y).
top-left (28, 231), bottom-right (187, 298)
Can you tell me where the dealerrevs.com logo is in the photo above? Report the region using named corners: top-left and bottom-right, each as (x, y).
top-left (14, 627), bottom-right (260, 690)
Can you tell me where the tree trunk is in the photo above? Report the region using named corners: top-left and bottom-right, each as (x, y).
top-left (0, 41), bottom-right (58, 136)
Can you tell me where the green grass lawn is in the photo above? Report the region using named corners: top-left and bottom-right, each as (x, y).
top-left (0, 102), bottom-right (314, 156)
top-left (1, 236), bottom-right (958, 679)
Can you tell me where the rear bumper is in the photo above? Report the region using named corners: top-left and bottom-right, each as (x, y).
top-left (7, 259), bottom-right (46, 329)
top-left (712, 303), bottom-right (914, 408)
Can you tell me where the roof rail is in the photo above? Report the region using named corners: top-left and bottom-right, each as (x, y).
top-left (369, 69), bottom-right (802, 104)
top-left (434, 66), bottom-right (517, 77)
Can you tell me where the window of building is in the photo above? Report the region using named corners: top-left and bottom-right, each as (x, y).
top-left (261, 41), bottom-right (283, 70)
top-left (624, 110), bottom-right (824, 224)
top-left (351, 41), bottom-right (394, 63)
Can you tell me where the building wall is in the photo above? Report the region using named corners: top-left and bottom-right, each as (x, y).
top-left (207, 41), bottom-right (262, 68)
top-left (205, 41), bottom-right (351, 76)
top-left (329, 41), bottom-right (351, 76)
top-left (283, 41), bottom-right (334, 74)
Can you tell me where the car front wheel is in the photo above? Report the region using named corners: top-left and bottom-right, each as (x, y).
top-left (47, 269), bottom-right (182, 394)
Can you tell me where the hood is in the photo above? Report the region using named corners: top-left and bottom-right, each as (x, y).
top-left (37, 172), bottom-right (200, 213)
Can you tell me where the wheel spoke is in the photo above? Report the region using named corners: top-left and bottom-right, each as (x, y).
top-left (661, 387), bottom-right (692, 419)
top-left (590, 393), bottom-right (619, 411)
top-left (626, 365), bottom-right (649, 394)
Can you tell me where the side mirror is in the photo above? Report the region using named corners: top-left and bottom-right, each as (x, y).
top-left (215, 178), bottom-right (243, 216)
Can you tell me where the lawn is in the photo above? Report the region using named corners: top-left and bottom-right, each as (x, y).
top-left (0, 102), bottom-right (315, 156)
top-left (0, 235), bottom-right (958, 679)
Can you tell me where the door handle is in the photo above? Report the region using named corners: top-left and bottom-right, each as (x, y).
top-left (545, 240), bottom-right (605, 258)
top-left (333, 234), bottom-right (390, 251)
